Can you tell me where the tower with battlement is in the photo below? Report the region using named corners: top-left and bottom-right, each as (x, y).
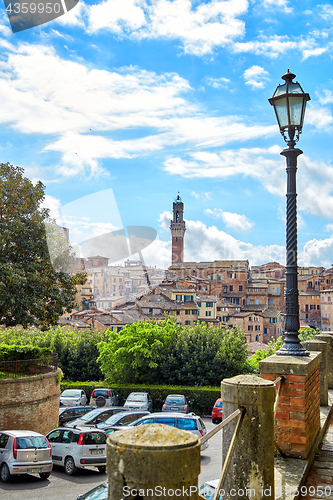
top-left (170, 194), bottom-right (186, 264)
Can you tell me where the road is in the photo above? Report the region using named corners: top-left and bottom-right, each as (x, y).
top-left (0, 418), bottom-right (222, 500)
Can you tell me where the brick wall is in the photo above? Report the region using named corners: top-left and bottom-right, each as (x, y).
top-left (0, 370), bottom-right (61, 435)
top-left (261, 365), bottom-right (320, 459)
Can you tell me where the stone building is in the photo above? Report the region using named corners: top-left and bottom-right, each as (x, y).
top-left (170, 194), bottom-right (186, 264)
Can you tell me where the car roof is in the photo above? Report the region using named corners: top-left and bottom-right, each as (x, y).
top-left (3, 430), bottom-right (45, 437)
top-left (137, 412), bottom-right (197, 418)
top-left (166, 394), bottom-right (185, 397)
top-left (92, 388), bottom-right (113, 391)
top-left (50, 427), bottom-right (106, 434)
top-left (59, 405), bottom-right (95, 413)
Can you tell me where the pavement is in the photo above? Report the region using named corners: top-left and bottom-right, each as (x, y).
top-left (301, 410), bottom-right (333, 500)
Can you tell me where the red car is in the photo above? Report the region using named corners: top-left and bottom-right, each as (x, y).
top-left (212, 398), bottom-right (223, 424)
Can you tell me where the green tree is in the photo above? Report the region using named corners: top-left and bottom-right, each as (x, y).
top-left (161, 324), bottom-right (251, 386)
top-left (248, 337), bottom-right (283, 372)
top-left (97, 318), bottom-right (251, 386)
top-left (0, 162), bottom-right (86, 328)
top-left (298, 326), bottom-right (320, 342)
top-left (97, 317), bottom-right (181, 384)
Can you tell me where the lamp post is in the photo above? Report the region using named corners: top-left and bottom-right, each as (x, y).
top-left (268, 70), bottom-right (311, 356)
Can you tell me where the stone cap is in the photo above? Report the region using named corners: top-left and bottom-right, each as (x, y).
top-left (108, 423), bottom-right (198, 450)
top-left (221, 374), bottom-right (275, 406)
top-left (259, 351), bottom-right (321, 376)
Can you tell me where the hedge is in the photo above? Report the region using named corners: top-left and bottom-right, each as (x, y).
top-left (60, 381), bottom-right (221, 416)
top-left (0, 344), bottom-right (53, 361)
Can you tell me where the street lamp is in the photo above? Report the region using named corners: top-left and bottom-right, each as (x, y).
top-left (269, 70), bottom-right (311, 356)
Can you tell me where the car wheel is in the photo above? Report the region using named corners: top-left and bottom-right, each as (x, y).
top-left (39, 472), bottom-right (50, 480)
top-left (212, 419), bottom-right (217, 424)
top-left (0, 463), bottom-right (11, 483)
top-left (98, 466), bottom-right (106, 473)
top-left (96, 395), bottom-right (106, 407)
top-left (64, 456), bottom-right (77, 475)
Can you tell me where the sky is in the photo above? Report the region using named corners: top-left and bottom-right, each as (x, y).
top-left (1, 0), bottom-right (333, 269)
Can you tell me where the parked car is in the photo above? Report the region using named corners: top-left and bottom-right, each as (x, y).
top-left (77, 481), bottom-right (108, 500)
top-left (0, 430), bottom-right (52, 482)
top-left (59, 406), bottom-right (96, 427)
top-left (212, 398), bottom-right (223, 424)
top-left (162, 394), bottom-right (190, 413)
top-left (65, 407), bottom-right (127, 428)
top-left (89, 388), bottom-right (118, 407)
top-left (123, 392), bottom-right (153, 412)
top-left (46, 427), bottom-right (107, 475)
top-left (199, 479), bottom-right (222, 500)
top-left (96, 411), bottom-right (151, 431)
top-left (60, 389), bottom-right (87, 406)
top-left (108, 412), bottom-right (208, 451)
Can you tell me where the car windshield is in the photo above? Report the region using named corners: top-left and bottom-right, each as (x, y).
top-left (16, 436), bottom-right (48, 449)
top-left (81, 482), bottom-right (108, 500)
top-left (103, 412), bottom-right (128, 425)
top-left (166, 396), bottom-right (185, 404)
top-left (81, 409), bottom-right (105, 421)
top-left (127, 393), bottom-right (147, 402)
top-left (61, 390), bottom-right (81, 397)
top-left (215, 401), bottom-right (223, 408)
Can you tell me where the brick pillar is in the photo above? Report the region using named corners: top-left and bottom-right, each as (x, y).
top-left (259, 353), bottom-right (321, 459)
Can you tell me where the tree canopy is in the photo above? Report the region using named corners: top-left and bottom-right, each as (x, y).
top-left (0, 162), bottom-right (86, 328)
top-left (97, 317), bottom-right (251, 386)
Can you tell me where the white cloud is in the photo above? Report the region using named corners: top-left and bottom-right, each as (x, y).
top-left (158, 211), bottom-right (283, 265)
top-left (42, 195), bottom-right (62, 219)
top-left (319, 4), bottom-right (333, 20)
top-left (164, 147), bottom-right (333, 220)
top-left (300, 236), bottom-right (333, 268)
top-left (190, 191), bottom-right (212, 200)
top-left (86, 0), bottom-right (249, 56)
top-left (326, 223), bottom-right (333, 232)
top-left (205, 76), bottom-right (230, 89)
top-left (205, 208), bottom-right (254, 231)
top-left (243, 65), bottom-right (269, 89)
top-left (263, 0), bottom-right (292, 13)
top-left (306, 103), bottom-right (333, 129)
top-left (302, 47), bottom-right (327, 60)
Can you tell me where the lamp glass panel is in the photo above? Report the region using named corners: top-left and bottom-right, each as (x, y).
top-left (274, 97), bottom-right (288, 129)
top-left (274, 84), bottom-right (287, 98)
top-left (288, 95), bottom-right (304, 126)
top-left (287, 82), bottom-right (303, 94)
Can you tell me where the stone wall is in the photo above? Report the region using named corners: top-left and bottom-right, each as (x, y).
top-left (0, 369), bottom-right (61, 435)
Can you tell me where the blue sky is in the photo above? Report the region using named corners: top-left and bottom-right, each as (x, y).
top-left (1, 0), bottom-right (333, 269)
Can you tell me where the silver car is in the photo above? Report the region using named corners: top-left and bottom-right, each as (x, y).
top-left (0, 430), bottom-right (52, 482)
top-left (123, 392), bottom-right (153, 411)
top-left (46, 427), bottom-right (107, 475)
top-left (60, 389), bottom-right (87, 406)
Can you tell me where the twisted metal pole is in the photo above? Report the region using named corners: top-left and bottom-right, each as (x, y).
top-left (276, 129), bottom-right (309, 356)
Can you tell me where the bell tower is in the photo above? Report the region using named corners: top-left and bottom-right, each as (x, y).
top-left (170, 194), bottom-right (186, 264)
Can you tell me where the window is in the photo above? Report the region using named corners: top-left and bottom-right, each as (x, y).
top-left (247, 299), bottom-right (250, 305)
top-left (256, 300), bottom-right (259, 305)
top-left (277, 287), bottom-right (280, 294)
top-left (205, 311), bottom-right (211, 317)
top-left (0, 434), bottom-right (9, 449)
top-left (117, 327), bottom-right (121, 332)
top-left (230, 285), bottom-right (233, 292)
top-left (192, 310), bottom-right (197, 315)
top-left (264, 328), bottom-right (267, 334)
top-left (327, 280), bottom-right (330, 284)
top-left (193, 320), bottom-right (197, 325)
top-left (108, 302), bottom-right (112, 308)
top-left (223, 316), bottom-right (229, 322)
top-left (310, 305), bottom-right (315, 310)
top-left (206, 302), bottom-right (213, 307)
top-left (210, 275), bottom-right (213, 280)
top-left (176, 310), bottom-right (180, 316)
top-left (306, 313), bottom-right (308, 319)
top-left (329, 297), bottom-right (332, 302)
top-left (218, 275), bottom-right (221, 281)
top-left (270, 300), bottom-right (273, 305)
top-left (248, 325), bottom-right (253, 331)
top-left (239, 285), bottom-right (243, 292)
top-left (185, 320), bottom-right (190, 325)
top-left (230, 273), bottom-right (236, 278)
top-left (184, 295), bottom-right (192, 303)
top-left (176, 294), bottom-right (182, 301)
top-left (185, 309), bottom-right (189, 315)
top-left (256, 335), bottom-right (259, 342)
top-left (97, 279), bottom-right (100, 284)
top-left (255, 325), bottom-right (260, 331)
top-left (198, 302), bottom-right (201, 307)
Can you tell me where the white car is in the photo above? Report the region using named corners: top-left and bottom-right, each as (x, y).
top-left (46, 427), bottom-right (107, 475)
top-left (60, 389), bottom-right (87, 406)
top-left (0, 430), bottom-right (52, 482)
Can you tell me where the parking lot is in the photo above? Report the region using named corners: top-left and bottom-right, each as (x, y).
top-left (0, 418), bottom-right (222, 500)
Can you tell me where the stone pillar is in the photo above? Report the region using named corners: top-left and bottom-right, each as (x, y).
top-left (314, 334), bottom-right (333, 389)
top-left (302, 340), bottom-right (328, 406)
top-left (107, 423), bottom-right (201, 500)
top-left (221, 375), bottom-right (275, 500)
top-left (260, 353), bottom-right (321, 459)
